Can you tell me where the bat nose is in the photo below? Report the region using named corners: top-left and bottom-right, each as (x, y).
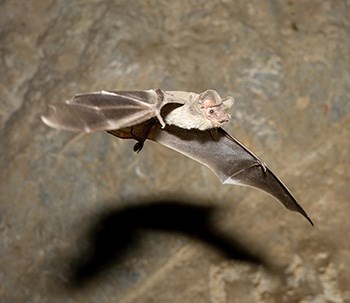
top-left (220, 114), bottom-right (230, 123)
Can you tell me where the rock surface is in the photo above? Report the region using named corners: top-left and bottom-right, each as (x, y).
top-left (1, 1), bottom-right (349, 302)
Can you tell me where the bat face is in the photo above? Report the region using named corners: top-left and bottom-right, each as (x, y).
top-left (198, 90), bottom-right (233, 128)
top-left (200, 102), bottom-right (231, 127)
top-left (41, 88), bottom-right (313, 225)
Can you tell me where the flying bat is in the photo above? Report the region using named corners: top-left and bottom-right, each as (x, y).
top-left (41, 89), bottom-right (313, 225)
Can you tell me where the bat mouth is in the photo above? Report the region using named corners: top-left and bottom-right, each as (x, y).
top-left (211, 117), bottom-right (230, 128)
top-left (219, 114), bottom-right (231, 124)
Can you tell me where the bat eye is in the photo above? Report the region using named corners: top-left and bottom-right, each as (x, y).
top-left (209, 109), bottom-right (215, 114)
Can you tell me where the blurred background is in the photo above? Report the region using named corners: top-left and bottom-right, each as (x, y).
top-left (1, 1), bottom-right (349, 302)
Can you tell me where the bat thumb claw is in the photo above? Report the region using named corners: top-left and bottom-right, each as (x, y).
top-left (155, 111), bottom-right (166, 128)
top-left (41, 115), bottom-right (55, 128)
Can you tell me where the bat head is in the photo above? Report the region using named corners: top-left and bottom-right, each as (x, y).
top-left (198, 90), bottom-right (234, 128)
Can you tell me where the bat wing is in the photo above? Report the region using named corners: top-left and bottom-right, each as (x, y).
top-left (41, 89), bottom-right (186, 132)
top-left (148, 125), bottom-right (313, 225)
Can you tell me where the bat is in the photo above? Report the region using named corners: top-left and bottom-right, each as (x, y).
top-left (41, 89), bottom-right (313, 225)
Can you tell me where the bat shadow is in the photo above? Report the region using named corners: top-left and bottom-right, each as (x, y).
top-left (67, 199), bottom-right (268, 288)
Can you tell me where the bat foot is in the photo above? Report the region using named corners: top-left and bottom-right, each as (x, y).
top-left (133, 141), bottom-right (144, 153)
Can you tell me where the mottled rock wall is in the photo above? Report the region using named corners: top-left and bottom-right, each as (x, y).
top-left (1, 1), bottom-right (349, 302)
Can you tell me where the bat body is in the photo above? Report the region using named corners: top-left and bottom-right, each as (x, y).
top-left (41, 89), bottom-right (313, 225)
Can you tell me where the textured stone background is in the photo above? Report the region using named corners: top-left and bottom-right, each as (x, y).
top-left (1, 1), bottom-right (350, 302)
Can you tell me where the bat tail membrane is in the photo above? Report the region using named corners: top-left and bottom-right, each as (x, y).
top-left (224, 166), bottom-right (314, 226)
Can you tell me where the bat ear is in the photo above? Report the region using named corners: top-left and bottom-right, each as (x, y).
top-left (198, 90), bottom-right (222, 107)
top-left (199, 91), bottom-right (234, 111)
top-left (222, 96), bottom-right (234, 110)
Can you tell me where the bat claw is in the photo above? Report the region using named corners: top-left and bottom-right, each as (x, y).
top-left (133, 141), bottom-right (144, 153)
top-left (154, 88), bottom-right (166, 128)
top-left (259, 160), bottom-right (267, 174)
top-left (156, 111), bottom-right (166, 128)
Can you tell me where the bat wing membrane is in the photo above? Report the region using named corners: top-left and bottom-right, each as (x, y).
top-left (149, 125), bottom-right (313, 225)
top-left (41, 90), bottom-right (184, 132)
